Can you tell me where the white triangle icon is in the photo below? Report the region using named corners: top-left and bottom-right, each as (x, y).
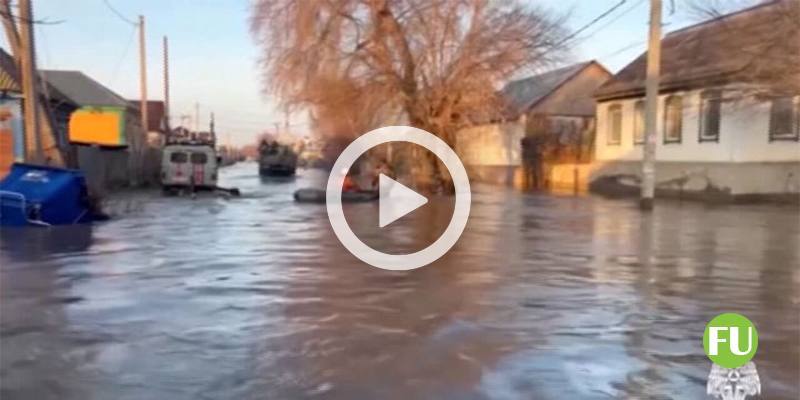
top-left (379, 174), bottom-right (428, 228)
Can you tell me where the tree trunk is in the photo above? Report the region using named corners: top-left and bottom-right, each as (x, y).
top-left (404, 113), bottom-right (457, 194)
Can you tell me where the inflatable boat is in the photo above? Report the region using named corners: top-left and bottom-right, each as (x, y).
top-left (293, 188), bottom-right (378, 204)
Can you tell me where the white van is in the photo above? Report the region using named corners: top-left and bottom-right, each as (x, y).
top-left (161, 144), bottom-right (218, 191)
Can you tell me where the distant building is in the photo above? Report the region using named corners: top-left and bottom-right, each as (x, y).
top-left (591, 2), bottom-right (800, 201)
top-left (128, 100), bottom-right (166, 146)
top-left (196, 131), bottom-right (213, 143)
top-left (456, 61), bottom-right (612, 187)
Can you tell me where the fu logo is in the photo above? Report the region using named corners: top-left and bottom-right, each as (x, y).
top-left (703, 313), bottom-right (759, 369)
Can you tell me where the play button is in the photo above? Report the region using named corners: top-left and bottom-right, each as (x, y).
top-left (326, 126), bottom-right (471, 271)
top-left (378, 174), bottom-right (428, 228)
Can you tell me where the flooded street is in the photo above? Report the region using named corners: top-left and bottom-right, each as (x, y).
top-left (1, 162), bottom-right (798, 400)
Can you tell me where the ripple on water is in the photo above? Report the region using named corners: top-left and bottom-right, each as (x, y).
top-left (1, 163), bottom-right (798, 399)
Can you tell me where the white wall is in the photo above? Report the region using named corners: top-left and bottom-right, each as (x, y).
top-left (595, 88), bottom-right (800, 163)
top-left (456, 121), bottom-right (524, 166)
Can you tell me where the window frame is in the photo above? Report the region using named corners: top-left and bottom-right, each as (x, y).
top-left (606, 103), bottom-right (622, 146)
top-left (190, 152), bottom-right (209, 165)
top-left (633, 100), bottom-right (645, 145)
top-left (768, 96), bottom-right (800, 142)
top-left (698, 90), bottom-right (722, 143)
top-left (169, 151), bottom-right (188, 164)
top-left (663, 95), bottom-right (683, 144)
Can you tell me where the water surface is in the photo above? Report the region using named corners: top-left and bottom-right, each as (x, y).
top-left (1, 162), bottom-right (798, 399)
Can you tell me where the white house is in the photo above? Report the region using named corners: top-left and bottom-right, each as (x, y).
top-left (591, 1), bottom-right (800, 202)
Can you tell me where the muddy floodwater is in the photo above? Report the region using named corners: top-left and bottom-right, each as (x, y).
top-left (1, 162), bottom-right (798, 400)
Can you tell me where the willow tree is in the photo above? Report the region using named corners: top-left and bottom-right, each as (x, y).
top-left (251, 0), bottom-right (566, 187)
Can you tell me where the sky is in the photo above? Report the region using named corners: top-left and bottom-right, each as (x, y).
top-left (10, 0), bottom-right (719, 146)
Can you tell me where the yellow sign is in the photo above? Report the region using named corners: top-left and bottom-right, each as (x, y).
top-left (68, 107), bottom-right (127, 146)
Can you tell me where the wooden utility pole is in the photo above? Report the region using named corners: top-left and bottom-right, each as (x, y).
top-left (194, 102), bottom-right (199, 133)
top-left (640, 0), bottom-right (662, 210)
top-left (138, 15), bottom-right (148, 139)
top-left (209, 112), bottom-right (214, 132)
top-left (162, 35), bottom-right (170, 132)
top-left (18, 0), bottom-right (42, 162)
top-left (209, 112), bottom-right (215, 144)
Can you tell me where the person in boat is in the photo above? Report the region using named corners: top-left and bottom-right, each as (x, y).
top-left (343, 173), bottom-right (359, 192)
top-left (338, 166), bottom-right (362, 193)
top-left (371, 158), bottom-right (392, 189)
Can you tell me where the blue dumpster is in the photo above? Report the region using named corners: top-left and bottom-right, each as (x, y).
top-left (0, 163), bottom-right (95, 227)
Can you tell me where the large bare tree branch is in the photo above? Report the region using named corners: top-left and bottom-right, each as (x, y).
top-left (251, 0), bottom-right (568, 186)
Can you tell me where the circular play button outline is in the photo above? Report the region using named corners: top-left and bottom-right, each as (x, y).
top-left (326, 126), bottom-right (471, 271)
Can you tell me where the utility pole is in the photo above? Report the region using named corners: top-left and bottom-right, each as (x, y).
top-left (209, 112), bottom-right (215, 144)
top-left (162, 35), bottom-right (170, 133)
top-left (194, 102), bottom-right (199, 133)
top-left (640, 0), bottom-right (662, 210)
top-left (18, 0), bottom-right (42, 162)
top-left (139, 15), bottom-right (148, 141)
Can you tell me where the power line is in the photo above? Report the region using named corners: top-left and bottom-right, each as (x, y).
top-left (553, 0), bottom-right (629, 48)
top-left (100, 0), bottom-right (139, 92)
top-left (35, 21), bottom-right (53, 66)
top-left (0, 9), bottom-right (64, 25)
top-left (102, 0), bottom-right (137, 26)
top-left (108, 24), bottom-right (137, 87)
top-left (601, 40), bottom-right (646, 58)
top-left (577, 0), bottom-right (647, 42)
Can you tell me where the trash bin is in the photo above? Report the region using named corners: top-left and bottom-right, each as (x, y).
top-left (0, 163), bottom-right (95, 227)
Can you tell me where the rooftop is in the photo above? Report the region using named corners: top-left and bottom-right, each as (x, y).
top-left (40, 70), bottom-right (130, 108)
top-left (501, 61), bottom-right (595, 118)
top-left (595, 0), bottom-right (799, 100)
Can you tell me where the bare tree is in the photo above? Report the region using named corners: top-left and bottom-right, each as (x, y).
top-left (250, 0), bottom-right (566, 188)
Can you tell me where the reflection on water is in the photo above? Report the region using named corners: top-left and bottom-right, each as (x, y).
top-left (1, 162), bottom-right (798, 399)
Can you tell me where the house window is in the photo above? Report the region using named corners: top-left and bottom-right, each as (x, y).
top-left (664, 95), bottom-right (683, 144)
top-left (607, 104), bottom-right (622, 145)
top-left (633, 100), bottom-right (645, 145)
top-left (699, 90), bottom-right (722, 142)
top-left (769, 96), bottom-right (800, 141)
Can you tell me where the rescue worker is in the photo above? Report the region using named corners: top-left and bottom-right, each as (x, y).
top-left (341, 168), bottom-right (360, 192)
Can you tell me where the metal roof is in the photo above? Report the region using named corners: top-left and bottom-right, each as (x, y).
top-left (39, 70), bottom-right (129, 108)
top-left (595, 1), bottom-right (798, 100)
top-left (501, 62), bottom-right (593, 118)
